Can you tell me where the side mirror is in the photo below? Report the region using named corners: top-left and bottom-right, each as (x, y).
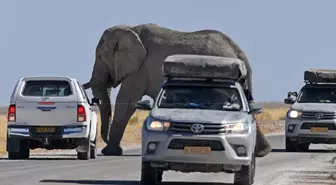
top-left (248, 103), bottom-right (263, 115)
top-left (91, 98), bottom-right (101, 105)
top-left (287, 91), bottom-right (298, 98)
top-left (135, 100), bottom-right (153, 111)
top-left (284, 98), bottom-right (295, 104)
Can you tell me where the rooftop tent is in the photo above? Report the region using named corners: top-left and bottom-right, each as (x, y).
top-left (304, 69), bottom-right (336, 83)
top-left (163, 54), bottom-right (248, 81)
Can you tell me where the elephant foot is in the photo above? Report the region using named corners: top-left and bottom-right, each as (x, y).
top-left (101, 145), bottom-right (123, 156)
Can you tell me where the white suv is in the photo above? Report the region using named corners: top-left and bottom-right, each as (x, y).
top-left (6, 76), bottom-right (99, 160)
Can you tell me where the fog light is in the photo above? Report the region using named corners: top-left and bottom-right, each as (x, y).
top-left (236, 146), bottom-right (246, 156)
top-left (288, 125), bottom-right (295, 131)
top-left (148, 143), bottom-right (157, 151)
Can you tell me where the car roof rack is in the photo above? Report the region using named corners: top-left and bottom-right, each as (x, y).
top-left (304, 69), bottom-right (336, 84)
top-left (163, 54), bottom-right (247, 81)
top-left (165, 75), bottom-right (236, 83)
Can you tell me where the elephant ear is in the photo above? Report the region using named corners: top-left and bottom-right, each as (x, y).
top-left (99, 27), bottom-right (147, 87)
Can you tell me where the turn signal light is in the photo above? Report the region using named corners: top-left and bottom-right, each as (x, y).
top-left (77, 105), bottom-right (86, 122)
top-left (7, 104), bottom-right (16, 122)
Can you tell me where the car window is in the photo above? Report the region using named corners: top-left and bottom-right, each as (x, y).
top-left (22, 80), bottom-right (72, 97)
top-left (157, 86), bottom-right (243, 111)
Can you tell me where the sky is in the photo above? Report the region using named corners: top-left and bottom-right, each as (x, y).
top-left (0, 0), bottom-right (335, 106)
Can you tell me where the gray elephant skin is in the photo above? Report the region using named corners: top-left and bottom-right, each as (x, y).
top-left (83, 23), bottom-right (271, 157)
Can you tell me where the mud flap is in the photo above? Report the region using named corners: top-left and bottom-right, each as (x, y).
top-left (76, 138), bottom-right (90, 153)
top-left (6, 135), bottom-right (29, 152)
top-left (6, 137), bottom-right (21, 152)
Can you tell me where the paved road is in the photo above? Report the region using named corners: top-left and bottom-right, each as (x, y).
top-left (0, 134), bottom-right (336, 185)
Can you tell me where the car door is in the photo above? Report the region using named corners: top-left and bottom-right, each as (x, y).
top-left (76, 81), bottom-right (97, 141)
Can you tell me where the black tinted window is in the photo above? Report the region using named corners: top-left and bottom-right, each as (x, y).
top-left (297, 87), bottom-right (336, 103)
top-left (22, 80), bottom-right (72, 96)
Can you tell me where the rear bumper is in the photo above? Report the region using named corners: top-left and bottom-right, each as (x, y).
top-left (7, 124), bottom-right (89, 139)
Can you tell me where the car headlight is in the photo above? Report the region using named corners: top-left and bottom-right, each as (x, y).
top-left (287, 110), bottom-right (302, 118)
top-left (224, 122), bottom-right (249, 134)
top-left (146, 120), bottom-right (170, 131)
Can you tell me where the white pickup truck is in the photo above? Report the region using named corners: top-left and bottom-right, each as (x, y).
top-left (6, 76), bottom-right (100, 160)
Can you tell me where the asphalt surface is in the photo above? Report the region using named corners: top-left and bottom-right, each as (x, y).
top-left (0, 134), bottom-right (336, 185)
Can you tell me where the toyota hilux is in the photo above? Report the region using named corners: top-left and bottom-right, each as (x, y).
top-left (6, 76), bottom-right (100, 160)
top-left (284, 69), bottom-right (336, 152)
top-left (136, 54), bottom-right (263, 185)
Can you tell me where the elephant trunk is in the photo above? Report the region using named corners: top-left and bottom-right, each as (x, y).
top-left (83, 82), bottom-right (91, 90)
top-left (86, 58), bottom-right (114, 143)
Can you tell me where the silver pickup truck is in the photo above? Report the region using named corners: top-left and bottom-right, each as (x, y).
top-left (284, 69), bottom-right (336, 152)
top-left (136, 54), bottom-right (263, 185)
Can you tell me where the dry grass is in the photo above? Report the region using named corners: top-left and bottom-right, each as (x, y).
top-left (256, 107), bottom-right (288, 121)
top-left (0, 103), bottom-right (289, 154)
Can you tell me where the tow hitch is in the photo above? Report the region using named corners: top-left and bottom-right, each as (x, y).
top-left (42, 138), bottom-right (50, 145)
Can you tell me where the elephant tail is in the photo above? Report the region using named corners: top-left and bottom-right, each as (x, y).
top-left (82, 81), bottom-right (91, 89)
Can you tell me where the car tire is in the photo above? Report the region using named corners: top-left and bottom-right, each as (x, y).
top-left (141, 161), bottom-right (162, 185)
top-left (8, 149), bottom-right (30, 160)
top-left (7, 139), bottom-right (30, 160)
top-left (233, 152), bottom-right (256, 185)
top-left (285, 138), bottom-right (296, 152)
top-left (297, 143), bottom-right (310, 152)
top-left (77, 139), bottom-right (91, 160)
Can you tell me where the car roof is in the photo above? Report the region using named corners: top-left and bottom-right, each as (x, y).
top-left (20, 76), bottom-right (77, 82)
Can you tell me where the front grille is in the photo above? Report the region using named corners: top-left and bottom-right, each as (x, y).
top-left (169, 122), bottom-right (226, 134)
top-left (300, 122), bottom-right (336, 130)
top-left (167, 139), bottom-right (224, 151)
top-left (301, 111), bottom-right (336, 120)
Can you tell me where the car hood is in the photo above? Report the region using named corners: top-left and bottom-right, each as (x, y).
top-left (150, 108), bottom-right (247, 123)
top-left (292, 103), bottom-right (336, 112)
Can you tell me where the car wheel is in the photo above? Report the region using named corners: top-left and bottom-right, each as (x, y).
top-left (8, 149), bottom-right (30, 160)
top-left (7, 139), bottom-right (30, 160)
top-left (157, 170), bottom-right (163, 182)
top-left (141, 161), bottom-right (162, 185)
top-left (285, 138), bottom-right (296, 152)
top-left (234, 152), bottom-right (255, 185)
top-left (297, 143), bottom-right (310, 152)
top-left (77, 139), bottom-right (90, 160)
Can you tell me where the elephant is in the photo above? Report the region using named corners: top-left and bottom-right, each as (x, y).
top-left (83, 23), bottom-right (272, 157)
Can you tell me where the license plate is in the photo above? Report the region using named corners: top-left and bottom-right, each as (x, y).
top-left (36, 127), bottom-right (56, 133)
top-left (184, 146), bottom-right (211, 154)
top-left (311, 127), bottom-right (328, 132)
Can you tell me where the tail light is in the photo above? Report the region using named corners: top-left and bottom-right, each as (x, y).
top-left (77, 105), bottom-right (86, 122)
top-left (8, 104), bottom-right (16, 122)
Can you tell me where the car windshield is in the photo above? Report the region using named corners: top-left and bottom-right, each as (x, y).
top-left (297, 86), bottom-right (336, 103)
top-left (157, 86), bottom-right (243, 111)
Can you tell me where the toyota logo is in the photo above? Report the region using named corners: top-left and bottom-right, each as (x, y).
top-left (190, 123), bottom-right (204, 133)
top-left (315, 112), bottom-right (324, 119)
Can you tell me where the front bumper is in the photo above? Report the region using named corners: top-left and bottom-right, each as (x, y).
top-left (285, 118), bottom-right (336, 143)
top-left (142, 130), bottom-right (255, 166)
top-left (7, 124), bottom-right (89, 139)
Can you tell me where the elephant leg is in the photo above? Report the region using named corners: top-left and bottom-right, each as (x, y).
top-left (98, 87), bottom-right (112, 144)
top-left (255, 122), bottom-right (272, 157)
top-left (101, 72), bottom-right (147, 156)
